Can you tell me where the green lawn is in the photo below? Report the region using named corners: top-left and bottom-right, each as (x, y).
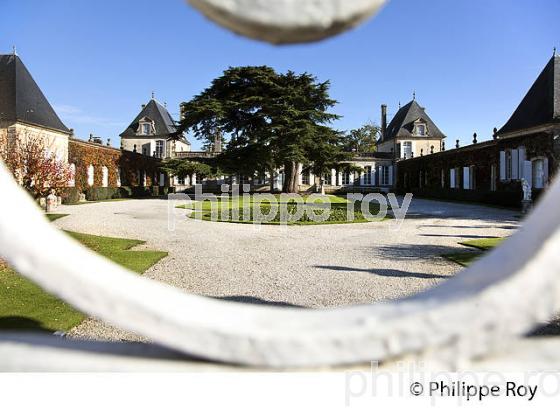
top-left (46, 213), bottom-right (69, 222)
top-left (68, 198), bottom-right (131, 206)
top-left (178, 194), bottom-right (389, 225)
top-left (443, 238), bottom-right (505, 267)
top-left (0, 231), bottom-right (167, 332)
top-left (442, 236), bottom-right (560, 336)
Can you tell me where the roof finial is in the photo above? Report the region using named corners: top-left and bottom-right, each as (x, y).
top-left (412, 90), bottom-right (416, 101)
top-left (12, 45), bottom-right (17, 56)
top-left (554, 47), bottom-right (557, 57)
top-left (151, 91), bottom-right (155, 99)
top-left (398, 101), bottom-right (401, 109)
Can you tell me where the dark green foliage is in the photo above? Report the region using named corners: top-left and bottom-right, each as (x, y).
top-left (343, 123), bottom-right (380, 153)
top-left (61, 187), bottom-right (81, 204)
top-left (85, 187), bottom-right (118, 201)
top-left (84, 186), bottom-right (162, 201)
top-left (130, 186), bottom-right (151, 198)
top-left (118, 186), bottom-right (133, 197)
top-left (160, 159), bottom-right (215, 180)
top-left (177, 66), bottom-right (347, 192)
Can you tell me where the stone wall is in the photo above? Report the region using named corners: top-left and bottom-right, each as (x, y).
top-left (5, 122), bottom-right (70, 161)
top-left (396, 132), bottom-right (557, 207)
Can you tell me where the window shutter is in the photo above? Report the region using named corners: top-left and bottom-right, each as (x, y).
top-left (523, 161), bottom-right (532, 188)
top-left (499, 151), bottom-right (506, 181)
top-left (450, 169), bottom-right (455, 188)
top-left (511, 149), bottom-right (519, 180)
top-left (544, 157), bottom-right (549, 185)
top-left (518, 147), bottom-right (526, 179)
top-left (388, 166), bottom-right (394, 186)
top-left (463, 167), bottom-right (470, 190)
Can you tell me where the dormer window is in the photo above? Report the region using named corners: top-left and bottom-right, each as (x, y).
top-left (138, 117), bottom-right (154, 135)
top-left (414, 122), bottom-right (426, 136)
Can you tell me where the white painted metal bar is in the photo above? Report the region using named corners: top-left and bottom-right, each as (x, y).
top-left (2, 158), bottom-right (560, 367)
top-left (187, 0), bottom-right (388, 44)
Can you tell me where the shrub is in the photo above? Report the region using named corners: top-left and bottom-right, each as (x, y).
top-left (61, 187), bottom-right (82, 205)
top-left (85, 187), bottom-right (119, 201)
top-left (115, 186), bottom-right (132, 198)
top-left (131, 186), bottom-right (151, 198)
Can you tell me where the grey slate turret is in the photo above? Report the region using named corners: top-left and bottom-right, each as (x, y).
top-left (0, 54), bottom-right (70, 133)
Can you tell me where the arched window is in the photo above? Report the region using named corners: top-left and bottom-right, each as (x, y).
top-left (68, 164), bottom-right (76, 187)
top-left (87, 165), bottom-right (94, 187)
top-left (102, 166), bottom-right (109, 188)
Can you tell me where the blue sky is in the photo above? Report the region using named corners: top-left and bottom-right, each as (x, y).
top-left (1, 0), bottom-right (558, 150)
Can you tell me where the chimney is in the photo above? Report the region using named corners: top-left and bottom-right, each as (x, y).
top-left (179, 103), bottom-right (186, 121)
top-left (381, 104), bottom-right (387, 141)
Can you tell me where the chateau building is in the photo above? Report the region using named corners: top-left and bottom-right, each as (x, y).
top-left (377, 98), bottom-right (446, 159)
top-left (0, 53), bottom-right (71, 160)
top-left (1, 52), bottom-right (164, 199)
top-left (120, 98), bottom-right (191, 158)
top-left (396, 53), bottom-right (559, 207)
top-left (3, 50), bottom-right (556, 203)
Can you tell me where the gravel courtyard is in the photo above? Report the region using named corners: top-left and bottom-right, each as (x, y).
top-left (53, 197), bottom-right (520, 341)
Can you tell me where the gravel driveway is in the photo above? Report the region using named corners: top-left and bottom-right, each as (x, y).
top-left (53, 197), bottom-right (520, 341)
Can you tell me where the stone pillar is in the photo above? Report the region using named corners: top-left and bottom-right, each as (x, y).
top-left (330, 169), bottom-right (336, 186)
top-left (192, 173), bottom-right (197, 185)
top-left (297, 163), bottom-right (303, 185)
top-left (337, 171), bottom-right (342, 186)
top-left (359, 171), bottom-right (364, 186)
top-left (349, 172), bottom-right (354, 185)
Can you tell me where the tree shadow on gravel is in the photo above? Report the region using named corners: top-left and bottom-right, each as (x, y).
top-left (419, 224), bottom-right (518, 230)
top-left (368, 244), bottom-right (468, 262)
top-left (314, 265), bottom-right (448, 280)
top-left (419, 234), bottom-right (499, 239)
top-left (214, 295), bottom-right (304, 308)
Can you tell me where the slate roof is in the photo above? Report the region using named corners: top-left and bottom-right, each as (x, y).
top-left (498, 55), bottom-right (560, 136)
top-left (382, 100), bottom-right (445, 141)
top-left (0, 54), bottom-right (70, 133)
top-left (120, 99), bottom-right (187, 142)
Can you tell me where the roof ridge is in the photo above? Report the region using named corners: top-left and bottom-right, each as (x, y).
top-left (498, 54), bottom-right (560, 135)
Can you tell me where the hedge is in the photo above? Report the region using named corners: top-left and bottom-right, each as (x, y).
top-left (61, 187), bottom-right (82, 205)
top-left (82, 185), bottom-right (170, 202)
top-left (85, 187), bottom-right (121, 201)
top-left (397, 187), bottom-right (523, 208)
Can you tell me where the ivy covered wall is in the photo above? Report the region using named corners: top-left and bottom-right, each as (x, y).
top-left (68, 139), bottom-right (164, 191)
top-left (396, 132), bottom-right (556, 207)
